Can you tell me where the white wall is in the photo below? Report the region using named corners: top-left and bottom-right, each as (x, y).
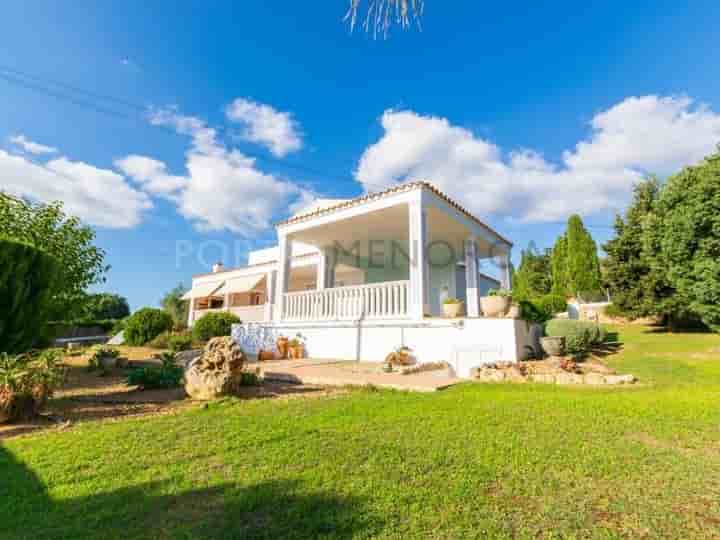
top-left (248, 242), bottom-right (318, 265)
top-left (233, 318), bottom-right (539, 378)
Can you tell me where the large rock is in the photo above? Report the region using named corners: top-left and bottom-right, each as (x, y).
top-left (184, 337), bottom-right (246, 400)
top-left (175, 349), bottom-right (203, 369)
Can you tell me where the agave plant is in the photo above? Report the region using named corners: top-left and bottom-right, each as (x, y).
top-left (0, 350), bottom-right (65, 423)
top-left (344, 0), bottom-right (424, 38)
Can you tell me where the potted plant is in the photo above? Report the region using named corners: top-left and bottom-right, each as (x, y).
top-left (540, 336), bottom-right (566, 357)
top-left (288, 334), bottom-right (306, 359)
top-left (480, 288), bottom-right (512, 318)
top-left (442, 297), bottom-right (464, 318)
top-left (89, 346), bottom-right (121, 371)
top-left (276, 335), bottom-right (290, 359)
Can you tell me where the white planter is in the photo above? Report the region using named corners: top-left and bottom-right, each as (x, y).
top-left (442, 302), bottom-right (464, 318)
top-left (480, 296), bottom-right (511, 318)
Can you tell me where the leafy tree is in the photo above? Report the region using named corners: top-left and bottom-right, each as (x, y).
top-left (512, 247), bottom-right (552, 300)
top-left (161, 284), bottom-right (189, 327)
top-left (603, 178), bottom-right (662, 318)
top-left (124, 308), bottom-right (173, 346)
top-left (82, 293), bottom-right (130, 320)
top-left (647, 151), bottom-right (720, 330)
top-left (0, 239), bottom-right (58, 353)
top-left (0, 193), bottom-right (107, 320)
top-left (565, 214), bottom-right (602, 297)
top-left (550, 234), bottom-right (569, 296)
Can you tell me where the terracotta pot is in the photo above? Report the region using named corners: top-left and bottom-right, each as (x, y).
top-left (540, 336), bottom-right (566, 357)
top-left (276, 337), bottom-right (290, 359)
top-left (480, 295), bottom-right (511, 317)
top-left (258, 350), bottom-right (275, 362)
top-left (288, 344), bottom-right (304, 360)
top-left (442, 302), bottom-right (464, 318)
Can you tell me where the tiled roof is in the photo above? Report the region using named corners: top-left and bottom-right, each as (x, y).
top-left (276, 181), bottom-right (513, 247)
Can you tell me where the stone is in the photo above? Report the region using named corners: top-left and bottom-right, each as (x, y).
top-left (184, 338), bottom-right (246, 400)
top-left (504, 368), bottom-right (528, 383)
top-left (583, 372), bottom-right (606, 385)
top-left (604, 374), bottom-right (636, 385)
top-left (582, 361), bottom-right (616, 375)
top-left (175, 349), bottom-right (203, 369)
top-left (555, 372), bottom-right (584, 385)
top-left (477, 368), bottom-right (506, 383)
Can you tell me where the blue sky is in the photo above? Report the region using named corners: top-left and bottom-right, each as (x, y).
top-left (2, 1), bottom-right (720, 311)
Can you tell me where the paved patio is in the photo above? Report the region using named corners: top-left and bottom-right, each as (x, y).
top-left (248, 358), bottom-right (463, 392)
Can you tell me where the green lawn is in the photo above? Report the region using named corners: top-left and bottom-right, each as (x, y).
top-left (3, 325), bottom-right (720, 539)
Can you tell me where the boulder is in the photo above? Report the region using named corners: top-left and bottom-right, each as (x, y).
top-left (175, 349), bottom-right (203, 369)
top-left (475, 368), bottom-right (506, 383)
top-left (555, 372), bottom-right (584, 385)
top-left (530, 373), bottom-right (556, 384)
top-left (582, 372), bottom-right (606, 385)
top-left (604, 374), bottom-right (637, 385)
top-left (184, 338), bottom-right (246, 400)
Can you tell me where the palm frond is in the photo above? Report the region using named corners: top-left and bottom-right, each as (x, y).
top-left (344, 0), bottom-right (424, 38)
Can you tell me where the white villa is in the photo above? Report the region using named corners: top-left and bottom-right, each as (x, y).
top-left (183, 182), bottom-right (536, 377)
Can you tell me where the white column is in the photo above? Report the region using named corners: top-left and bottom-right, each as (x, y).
top-left (316, 248), bottom-right (333, 290)
top-left (187, 298), bottom-right (195, 327)
top-left (501, 251), bottom-right (512, 290)
top-left (265, 269), bottom-right (276, 321)
top-left (274, 234), bottom-right (292, 321)
top-left (465, 238), bottom-right (480, 317)
top-left (408, 200), bottom-right (429, 320)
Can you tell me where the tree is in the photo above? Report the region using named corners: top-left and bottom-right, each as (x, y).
top-left (0, 239), bottom-right (58, 353)
top-left (512, 247), bottom-right (552, 300)
top-left (0, 193), bottom-right (107, 320)
top-left (648, 151), bottom-right (720, 330)
top-left (550, 234), bottom-right (569, 296)
top-left (161, 283), bottom-right (189, 327)
top-left (82, 293), bottom-right (130, 320)
top-left (603, 177), bottom-right (662, 318)
top-left (565, 214), bottom-right (602, 297)
top-left (345, 0), bottom-right (424, 38)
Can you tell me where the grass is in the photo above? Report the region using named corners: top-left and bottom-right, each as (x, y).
top-left (3, 325), bottom-right (720, 538)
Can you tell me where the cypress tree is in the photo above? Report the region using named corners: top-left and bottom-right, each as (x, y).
top-left (550, 234), bottom-right (569, 296)
top-left (565, 214), bottom-right (602, 297)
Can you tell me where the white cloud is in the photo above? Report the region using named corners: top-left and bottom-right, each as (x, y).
top-left (0, 149), bottom-right (151, 228)
top-left (118, 108), bottom-right (306, 235)
top-left (9, 134), bottom-right (57, 155)
top-left (355, 96), bottom-right (720, 222)
top-left (225, 98), bottom-right (302, 157)
top-left (115, 155), bottom-right (186, 200)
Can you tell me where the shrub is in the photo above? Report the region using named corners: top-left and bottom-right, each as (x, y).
top-left (126, 352), bottom-right (183, 389)
top-left (603, 303), bottom-right (627, 320)
top-left (110, 317), bottom-right (128, 336)
top-left (192, 312), bottom-right (241, 342)
top-left (168, 333), bottom-right (192, 353)
top-left (487, 288), bottom-right (511, 297)
top-left (147, 332), bottom-right (171, 349)
top-left (537, 294), bottom-right (568, 317)
top-left (124, 308), bottom-right (173, 346)
top-left (544, 319), bottom-right (606, 354)
top-left (0, 239), bottom-right (58, 353)
top-left (519, 299), bottom-right (550, 324)
top-left (0, 349), bottom-right (65, 421)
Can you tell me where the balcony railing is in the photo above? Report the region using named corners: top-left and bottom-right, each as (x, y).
top-left (282, 280), bottom-right (409, 321)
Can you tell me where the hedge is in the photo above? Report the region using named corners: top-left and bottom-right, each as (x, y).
top-left (0, 238), bottom-right (58, 353)
top-left (544, 319), bottom-right (606, 354)
top-left (124, 308), bottom-right (173, 346)
top-left (192, 312), bottom-right (241, 342)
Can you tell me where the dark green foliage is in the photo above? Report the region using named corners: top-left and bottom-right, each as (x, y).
top-left (124, 308), bottom-right (173, 346)
top-left (603, 303), bottom-right (627, 319)
top-left (0, 193), bottom-right (107, 320)
top-left (126, 353), bottom-right (183, 389)
top-left (544, 319), bottom-right (605, 354)
top-left (603, 178), bottom-right (662, 319)
top-left (168, 333), bottom-right (192, 353)
top-left (192, 312), bottom-right (241, 342)
top-left (512, 248), bottom-right (552, 300)
top-left (0, 239), bottom-right (58, 353)
top-left (519, 299), bottom-right (550, 324)
top-left (161, 283), bottom-right (190, 327)
top-left (647, 152), bottom-right (720, 331)
top-left (82, 293), bottom-right (130, 320)
top-left (550, 215), bottom-right (602, 298)
top-left (537, 294), bottom-right (568, 317)
top-left (519, 294), bottom-right (568, 324)
top-left (147, 332), bottom-right (171, 349)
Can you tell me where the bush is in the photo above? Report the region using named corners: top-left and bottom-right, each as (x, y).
top-left (147, 332), bottom-right (171, 349)
top-left (126, 352), bottom-right (183, 389)
top-left (544, 319), bottom-right (606, 354)
top-left (124, 308), bottom-right (173, 346)
top-left (192, 312), bottom-right (241, 342)
top-left (0, 239), bottom-right (58, 353)
top-left (603, 303), bottom-right (627, 320)
top-left (168, 333), bottom-right (192, 353)
top-left (487, 288), bottom-right (511, 297)
top-left (537, 294), bottom-right (568, 317)
top-left (0, 349), bottom-right (65, 421)
top-left (519, 299), bottom-right (550, 324)
top-left (82, 293), bottom-right (130, 320)
top-left (110, 317), bottom-right (128, 336)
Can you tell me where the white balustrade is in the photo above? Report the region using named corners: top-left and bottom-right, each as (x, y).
top-left (282, 280), bottom-right (409, 321)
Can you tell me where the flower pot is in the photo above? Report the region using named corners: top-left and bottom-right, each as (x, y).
top-left (480, 296), bottom-right (511, 317)
top-left (506, 304), bottom-right (521, 319)
top-left (258, 349), bottom-right (276, 362)
top-left (540, 336), bottom-right (566, 357)
top-left (442, 302), bottom-right (464, 318)
top-left (276, 336), bottom-right (289, 359)
top-left (99, 355), bottom-right (118, 370)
